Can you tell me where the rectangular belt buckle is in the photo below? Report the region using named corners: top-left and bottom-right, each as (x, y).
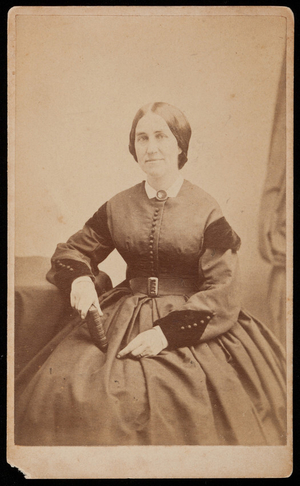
top-left (148, 277), bottom-right (158, 297)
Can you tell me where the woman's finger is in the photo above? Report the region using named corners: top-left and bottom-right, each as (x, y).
top-left (117, 328), bottom-right (166, 359)
top-left (70, 279), bottom-right (100, 317)
top-left (91, 298), bottom-right (103, 317)
top-left (130, 345), bottom-right (146, 358)
top-left (70, 292), bottom-right (76, 309)
top-left (117, 336), bottom-right (141, 358)
top-left (80, 300), bottom-right (93, 320)
top-left (75, 294), bottom-right (92, 319)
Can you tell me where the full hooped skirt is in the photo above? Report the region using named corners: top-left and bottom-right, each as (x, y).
top-left (15, 287), bottom-right (286, 446)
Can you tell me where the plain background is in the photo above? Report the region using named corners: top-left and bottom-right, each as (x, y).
top-left (14, 13), bottom-right (286, 331)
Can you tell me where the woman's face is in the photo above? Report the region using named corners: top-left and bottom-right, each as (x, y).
top-left (134, 112), bottom-right (181, 182)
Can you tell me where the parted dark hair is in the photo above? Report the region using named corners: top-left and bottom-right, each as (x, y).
top-left (129, 102), bottom-right (192, 169)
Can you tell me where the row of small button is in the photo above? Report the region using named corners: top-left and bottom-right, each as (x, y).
top-left (179, 315), bottom-right (211, 330)
top-left (149, 207), bottom-right (160, 276)
top-left (56, 260), bottom-right (74, 271)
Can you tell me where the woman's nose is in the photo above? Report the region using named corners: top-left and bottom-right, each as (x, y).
top-left (146, 137), bottom-right (158, 153)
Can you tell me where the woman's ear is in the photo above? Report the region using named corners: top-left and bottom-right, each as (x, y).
top-left (178, 147), bottom-right (182, 154)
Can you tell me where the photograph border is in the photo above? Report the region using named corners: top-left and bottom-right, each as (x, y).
top-left (7, 5), bottom-right (294, 479)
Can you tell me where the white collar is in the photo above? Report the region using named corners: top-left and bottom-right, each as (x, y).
top-left (145, 175), bottom-right (184, 199)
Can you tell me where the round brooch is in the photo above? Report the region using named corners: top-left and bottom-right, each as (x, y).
top-left (156, 190), bottom-right (168, 201)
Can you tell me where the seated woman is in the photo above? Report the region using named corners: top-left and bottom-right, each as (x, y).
top-left (15, 102), bottom-right (286, 446)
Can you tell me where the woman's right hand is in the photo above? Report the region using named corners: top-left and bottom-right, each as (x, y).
top-left (70, 276), bottom-right (103, 320)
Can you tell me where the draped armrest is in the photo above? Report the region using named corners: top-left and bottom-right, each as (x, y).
top-left (14, 256), bottom-right (112, 374)
top-left (15, 256), bottom-right (68, 374)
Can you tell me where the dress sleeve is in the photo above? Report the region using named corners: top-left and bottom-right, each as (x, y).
top-left (154, 217), bottom-right (242, 348)
top-left (46, 202), bottom-right (115, 293)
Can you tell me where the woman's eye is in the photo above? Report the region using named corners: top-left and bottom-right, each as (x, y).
top-left (136, 136), bottom-right (148, 143)
top-left (156, 133), bottom-right (166, 139)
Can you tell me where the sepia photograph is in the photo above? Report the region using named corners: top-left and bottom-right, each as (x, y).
top-left (7, 6), bottom-right (293, 478)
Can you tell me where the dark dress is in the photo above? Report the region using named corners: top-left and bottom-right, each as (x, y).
top-left (15, 180), bottom-right (286, 446)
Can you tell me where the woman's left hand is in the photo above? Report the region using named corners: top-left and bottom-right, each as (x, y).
top-left (117, 327), bottom-right (168, 359)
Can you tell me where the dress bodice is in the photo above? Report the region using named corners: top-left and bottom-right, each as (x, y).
top-left (107, 180), bottom-right (222, 281)
top-left (47, 177), bottom-right (241, 342)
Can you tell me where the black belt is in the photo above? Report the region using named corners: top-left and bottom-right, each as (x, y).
top-left (129, 277), bottom-right (199, 297)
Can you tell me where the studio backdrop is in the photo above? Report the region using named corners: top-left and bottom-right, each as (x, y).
top-left (14, 12), bottom-right (287, 334)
